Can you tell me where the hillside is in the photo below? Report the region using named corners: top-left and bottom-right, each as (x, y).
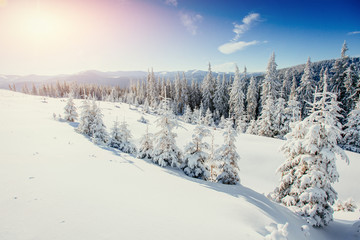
top-left (0, 89), bottom-right (359, 240)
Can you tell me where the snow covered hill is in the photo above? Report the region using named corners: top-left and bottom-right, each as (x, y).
top-left (0, 89), bottom-right (359, 240)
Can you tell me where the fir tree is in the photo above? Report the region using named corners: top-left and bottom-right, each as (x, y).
top-left (152, 95), bottom-right (182, 168)
top-left (90, 101), bottom-right (108, 145)
top-left (182, 124), bottom-right (211, 179)
top-left (297, 57), bottom-right (316, 118)
top-left (204, 108), bottom-right (215, 127)
top-left (281, 69), bottom-right (292, 100)
top-left (289, 74), bottom-right (298, 101)
top-left (343, 63), bottom-right (359, 112)
top-left (109, 118), bottom-right (122, 149)
top-left (246, 76), bottom-right (258, 121)
top-left (245, 120), bottom-right (258, 135)
top-left (137, 125), bottom-right (154, 159)
top-left (174, 72), bottom-right (182, 115)
top-left (77, 98), bottom-right (93, 136)
top-left (329, 41), bottom-right (349, 117)
top-left (342, 97), bottom-right (360, 153)
top-left (182, 104), bottom-right (193, 123)
top-left (117, 119), bottom-right (137, 154)
top-left (214, 73), bottom-right (229, 119)
top-left (229, 65), bottom-right (246, 127)
top-left (261, 52), bottom-right (280, 107)
top-left (273, 82), bottom-right (349, 227)
top-left (64, 92), bottom-right (78, 122)
top-left (257, 96), bottom-right (276, 137)
top-left (216, 119), bottom-right (240, 185)
top-left (274, 97), bottom-right (288, 138)
top-left (201, 63), bottom-right (216, 113)
top-left (218, 115), bottom-right (226, 129)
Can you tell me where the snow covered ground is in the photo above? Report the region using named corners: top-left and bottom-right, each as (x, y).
top-left (0, 89), bottom-right (359, 240)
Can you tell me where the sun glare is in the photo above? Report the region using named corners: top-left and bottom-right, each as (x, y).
top-left (0, 0), bottom-right (7, 8)
top-left (24, 11), bottom-right (61, 39)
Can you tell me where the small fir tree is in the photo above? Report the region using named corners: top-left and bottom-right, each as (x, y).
top-left (109, 118), bottom-right (122, 149)
top-left (182, 105), bottom-right (193, 123)
top-left (137, 125), bottom-right (154, 159)
top-left (64, 92), bottom-right (78, 122)
top-left (257, 96), bottom-right (277, 137)
top-left (90, 101), bottom-right (108, 145)
top-left (182, 124), bottom-right (211, 179)
top-left (204, 108), bottom-right (215, 127)
top-left (77, 98), bottom-right (93, 136)
top-left (245, 120), bottom-right (258, 135)
top-left (118, 120), bottom-right (137, 154)
top-left (152, 95), bottom-right (182, 168)
top-left (216, 119), bottom-right (240, 185)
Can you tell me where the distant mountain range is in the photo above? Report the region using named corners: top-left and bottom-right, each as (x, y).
top-left (0, 69), bottom-right (263, 90)
top-left (1, 56), bottom-right (359, 90)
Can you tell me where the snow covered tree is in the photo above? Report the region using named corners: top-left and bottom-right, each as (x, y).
top-left (289, 74), bottom-right (298, 101)
top-left (342, 97), bottom-right (360, 153)
top-left (257, 96), bottom-right (277, 137)
top-left (297, 57), bottom-right (316, 118)
top-left (218, 115), bottom-right (226, 129)
top-left (182, 124), bottom-right (211, 179)
top-left (181, 72), bottom-right (189, 113)
top-left (341, 40), bottom-right (348, 59)
top-left (261, 52), bottom-right (280, 107)
top-left (182, 104), bottom-right (193, 123)
top-left (216, 119), bottom-right (240, 185)
top-left (152, 96), bottom-right (182, 168)
top-left (281, 69), bottom-right (293, 100)
top-left (116, 120), bottom-right (137, 154)
top-left (229, 65), bottom-right (246, 127)
top-left (245, 120), bottom-right (258, 135)
top-left (64, 92), bottom-right (78, 122)
top-left (343, 63), bottom-right (359, 112)
top-left (174, 72), bottom-right (182, 115)
top-left (204, 108), bottom-right (214, 127)
top-left (109, 118), bottom-right (122, 148)
top-left (329, 41), bottom-right (350, 116)
top-left (137, 125), bottom-right (154, 159)
top-left (285, 95), bottom-right (301, 131)
top-left (77, 98), bottom-right (93, 136)
top-left (214, 73), bottom-right (229, 119)
top-left (201, 63), bottom-right (216, 113)
top-left (246, 76), bottom-right (258, 121)
top-left (273, 82), bottom-right (349, 227)
top-left (145, 68), bottom-right (159, 108)
top-left (274, 97), bottom-right (288, 138)
top-left (90, 101), bottom-right (108, 145)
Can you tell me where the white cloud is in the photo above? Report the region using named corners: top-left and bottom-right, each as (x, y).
top-left (348, 31), bottom-right (360, 35)
top-left (218, 12), bottom-right (263, 54)
top-left (233, 13), bottom-right (260, 41)
top-left (165, 0), bottom-right (178, 7)
top-left (218, 40), bottom-right (260, 54)
top-left (179, 12), bottom-right (203, 35)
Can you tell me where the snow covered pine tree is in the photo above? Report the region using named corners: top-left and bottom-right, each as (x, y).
top-left (152, 93), bottom-right (182, 168)
top-left (216, 118), bottom-right (240, 185)
top-left (137, 125), bottom-right (154, 159)
top-left (182, 123), bottom-right (211, 180)
top-left (64, 92), bottom-right (78, 122)
top-left (273, 80), bottom-right (349, 227)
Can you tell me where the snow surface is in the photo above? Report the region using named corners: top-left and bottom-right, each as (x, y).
top-left (0, 89), bottom-right (359, 240)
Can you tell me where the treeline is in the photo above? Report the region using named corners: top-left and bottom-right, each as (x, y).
top-left (12, 41), bottom-right (360, 152)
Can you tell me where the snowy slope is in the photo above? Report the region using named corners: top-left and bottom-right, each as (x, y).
top-left (0, 89), bottom-right (359, 240)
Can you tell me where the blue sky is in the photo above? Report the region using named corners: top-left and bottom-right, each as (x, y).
top-left (0, 0), bottom-right (359, 75)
